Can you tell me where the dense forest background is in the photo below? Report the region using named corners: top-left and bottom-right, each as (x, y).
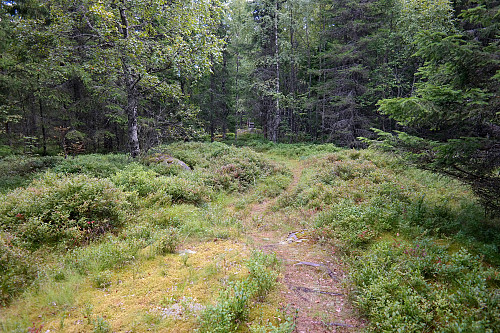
top-left (1, 0), bottom-right (499, 208)
top-left (1, 2), bottom-right (500, 329)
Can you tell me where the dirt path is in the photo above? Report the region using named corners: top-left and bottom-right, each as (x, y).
top-left (244, 161), bottom-right (365, 332)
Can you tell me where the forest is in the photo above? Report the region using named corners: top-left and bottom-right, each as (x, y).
top-left (0, 0), bottom-right (499, 332)
top-left (1, 0), bottom-right (499, 211)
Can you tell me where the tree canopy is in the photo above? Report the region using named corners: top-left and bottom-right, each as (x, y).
top-left (1, 0), bottom-right (499, 210)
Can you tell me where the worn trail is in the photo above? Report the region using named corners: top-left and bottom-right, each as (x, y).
top-left (244, 161), bottom-right (365, 332)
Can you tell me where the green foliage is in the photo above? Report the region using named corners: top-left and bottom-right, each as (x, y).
top-left (111, 164), bottom-right (209, 204)
top-left (366, 129), bottom-right (500, 213)
top-left (140, 155), bottom-right (187, 176)
top-left (153, 142), bottom-right (286, 192)
top-left (252, 173), bottom-right (291, 200)
top-left (66, 236), bottom-right (138, 275)
top-left (0, 155), bottom-right (63, 192)
top-left (243, 142), bottom-right (342, 158)
top-left (374, 1), bottom-right (500, 214)
top-left (249, 316), bottom-right (295, 333)
top-left (111, 165), bottom-right (161, 197)
top-left (178, 203), bottom-right (242, 240)
top-left (246, 251), bottom-right (279, 298)
top-left (0, 172), bottom-right (126, 250)
top-left (151, 227), bottom-right (179, 255)
top-left (395, 0), bottom-right (456, 44)
top-left (0, 0), bottom-right (226, 155)
top-left (155, 176), bottom-right (210, 205)
top-left (302, 151), bottom-right (500, 259)
top-left (315, 200), bottom-right (398, 249)
top-left (288, 150), bottom-right (500, 331)
top-left (232, 133), bottom-right (270, 147)
top-left (0, 145), bottom-right (13, 157)
top-left (198, 251), bottom-right (279, 332)
top-left (0, 234), bottom-right (38, 305)
top-left (133, 206), bottom-right (182, 229)
top-left (199, 280), bottom-right (251, 333)
top-left (91, 270), bottom-right (112, 289)
top-left (93, 316), bottom-right (111, 333)
top-left (351, 242), bottom-right (500, 332)
top-left (52, 154), bottom-right (131, 178)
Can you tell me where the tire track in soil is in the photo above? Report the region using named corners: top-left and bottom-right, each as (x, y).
top-left (245, 162), bottom-right (366, 332)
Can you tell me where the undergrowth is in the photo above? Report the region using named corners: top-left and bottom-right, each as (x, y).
top-left (0, 172), bottom-right (127, 250)
top-left (0, 141), bottom-right (288, 332)
top-left (153, 142), bottom-right (288, 192)
top-left (3, 142), bottom-right (497, 332)
top-left (0, 234), bottom-right (38, 305)
top-left (279, 148), bottom-right (500, 332)
top-left (197, 251), bottom-right (283, 333)
top-left (0, 155), bottom-right (63, 192)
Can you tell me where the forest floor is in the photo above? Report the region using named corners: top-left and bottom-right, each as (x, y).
top-left (3, 142), bottom-right (497, 332)
top-left (1, 153), bottom-right (366, 332)
top-left (239, 160), bottom-right (365, 332)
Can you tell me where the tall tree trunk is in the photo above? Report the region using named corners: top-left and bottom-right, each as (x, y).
top-left (320, 5), bottom-right (326, 142)
top-left (38, 95), bottom-right (47, 155)
top-left (271, 0), bottom-right (280, 143)
top-left (235, 52), bottom-right (240, 142)
top-left (120, 6), bottom-right (141, 157)
top-left (221, 54), bottom-right (228, 140)
top-left (289, 3), bottom-right (297, 137)
top-left (210, 62), bottom-right (216, 142)
top-left (305, 16), bottom-right (313, 139)
top-left (126, 88), bottom-right (140, 158)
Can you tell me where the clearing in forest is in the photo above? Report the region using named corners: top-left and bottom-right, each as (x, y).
top-left (1, 142), bottom-right (499, 332)
top-left (241, 160), bottom-right (366, 332)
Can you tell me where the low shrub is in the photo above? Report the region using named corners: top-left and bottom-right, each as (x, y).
top-left (93, 316), bottom-right (111, 333)
top-left (91, 270), bottom-right (112, 289)
top-left (151, 227), bottom-right (179, 255)
top-left (111, 165), bottom-right (159, 197)
top-left (246, 251), bottom-right (279, 298)
top-left (145, 161), bottom-right (186, 176)
top-left (251, 173), bottom-right (291, 200)
top-left (315, 200), bottom-right (400, 249)
top-left (316, 158), bottom-right (377, 183)
top-left (249, 316), bottom-right (296, 333)
top-left (0, 155), bottom-right (63, 192)
top-left (293, 151), bottom-right (500, 261)
top-left (179, 203), bottom-right (242, 239)
top-left (198, 280), bottom-right (251, 333)
top-left (0, 173), bottom-right (126, 250)
top-left (52, 154), bottom-right (131, 178)
top-left (66, 236), bottom-right (139, 274)
top-left (282, 149), bottom-right (500, 330)
top-left (0, 234), bottom-right (38, 305)
top-left (134, 207), bottom-right (182, 228)
top-left (111, 165), bottom-right (209, 204)
top-left (0, 145), bottom-right (13, 157)
top-left (265, 143), bottom-right (341, 158)
top-left (152, 142), bottom-right (286, 193)
top-left (158, 175), bottom-right (209, 204)
top-left (351, 241), bottom-right (500, 332)
top-left (198, 251), bottom-right (279, 332)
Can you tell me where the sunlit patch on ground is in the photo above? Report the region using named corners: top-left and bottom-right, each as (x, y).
top-left (41, 240), bottom-right (253, 332)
